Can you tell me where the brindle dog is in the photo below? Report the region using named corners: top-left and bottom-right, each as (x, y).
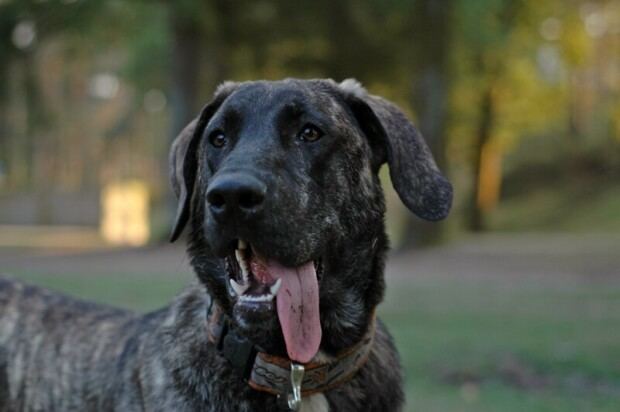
top-left (0, 79), bottom-right (452, 411)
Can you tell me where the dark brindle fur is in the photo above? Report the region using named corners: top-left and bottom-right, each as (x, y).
top-left (0, 79), bottom-right (452, 411)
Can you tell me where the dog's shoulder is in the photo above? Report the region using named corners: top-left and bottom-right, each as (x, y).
top-left (337, 318), bottom-right (404, 411)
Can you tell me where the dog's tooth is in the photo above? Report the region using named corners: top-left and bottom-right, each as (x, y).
top-left (241, 262), bottom-right (249, 283)
top-left (256, 294), bottom-right (271, 302)
top-left (235, 249), bottom-right (250, 283)
top-left (238, 239), bottom-right (248, 250)
top-left (270, 278), bottom-right (282, 296)
top-left (239, 293), bottom-right (275, 303)
top-left (235, 249), bottom-right (244, 265)
top-left (230, 279), bottom-right (248, 296)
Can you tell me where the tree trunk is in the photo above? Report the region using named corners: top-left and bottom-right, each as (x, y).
top-left (468, 84), bottom-right (496, 232)
top-left (0, 64), bottom-right (8, 189)
top-left (158, 7), bottom-right (204, 240)
top-left (211, 0), bottom-right (234, 83)
top-left (168, 12), bottom-right (202, 140)
top-left (324, 0), bottom-right (357, 80)
top-left (401, 0), bottom-right (453, 249)
top-left (22, 52), bottom-right (54, 224)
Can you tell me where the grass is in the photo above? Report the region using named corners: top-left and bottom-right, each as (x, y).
top-left (489, 175), bottom-right (620, 233)
top-left (383, 274), bottom-right (620, 411)
top-left (7, 262), bottom-right (620, 411)
top-left (12, 271), bottom-right (192, 312)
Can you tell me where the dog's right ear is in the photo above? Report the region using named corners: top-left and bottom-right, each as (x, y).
top-left (169, 82), bottom-right (238, 242)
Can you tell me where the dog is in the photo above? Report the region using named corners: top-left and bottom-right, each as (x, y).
top-left (0, 78), bottom-right (452, 411)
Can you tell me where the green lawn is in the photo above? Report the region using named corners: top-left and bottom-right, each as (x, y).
top-left (489, 181), bottom-right (620, 233)
top-left (382, 275), bottom-right (620, 411)
top-left (9, 264), bottom-right (620, 412)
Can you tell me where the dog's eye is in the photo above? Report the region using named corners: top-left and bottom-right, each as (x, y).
top-left (298, 124), bottom-right (324, 142)
top-left (209, 131), bottom-right (227, 148)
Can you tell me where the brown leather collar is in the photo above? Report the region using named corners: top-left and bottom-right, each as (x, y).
top-left (206, 299), bottom-right (376, 402)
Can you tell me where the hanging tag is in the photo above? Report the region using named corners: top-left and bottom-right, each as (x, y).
top-left (287, 363), bottom-right (304, 411)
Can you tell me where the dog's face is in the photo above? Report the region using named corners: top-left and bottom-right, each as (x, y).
top-left (170, 79), bottom-right (452, 361)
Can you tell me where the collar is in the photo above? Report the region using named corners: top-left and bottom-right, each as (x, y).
top-left (206, 298), bottom-right (375, 410)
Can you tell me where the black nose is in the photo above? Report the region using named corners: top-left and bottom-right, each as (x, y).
top-left (206, 173), bottom-right (267, 221)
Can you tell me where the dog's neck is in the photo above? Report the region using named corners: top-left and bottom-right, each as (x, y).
top-left (206, 297), bottom-right (377, 408)
top-left (185, 225), bottom-right (389, 409)
top-left (316, 230), bottom-right (388, 353)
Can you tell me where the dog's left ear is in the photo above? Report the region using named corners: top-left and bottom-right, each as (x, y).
top-left (169, 82), bottom-right (239, 242)
top-left (338, 79), bottom-right (453, 221)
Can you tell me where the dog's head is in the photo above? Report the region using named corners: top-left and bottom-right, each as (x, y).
top-left (170, 79), bottom-right (452, 361)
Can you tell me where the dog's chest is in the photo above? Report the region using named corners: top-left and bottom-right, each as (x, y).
top-left (300, 394), bottom-right (329, 412)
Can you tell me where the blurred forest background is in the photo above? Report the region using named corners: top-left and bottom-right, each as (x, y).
top-left (0, 0), bottom-right (618, 246)
top-left (1, 2), bottom-right (620, 411)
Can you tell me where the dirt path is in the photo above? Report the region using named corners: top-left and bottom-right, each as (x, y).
top-left (2, 233), bottom-right (619, 283)
top-left (387, 232), bottom-right (620, 282)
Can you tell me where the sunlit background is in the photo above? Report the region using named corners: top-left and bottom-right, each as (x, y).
top-left (0, 1), bottom-right (619, 411)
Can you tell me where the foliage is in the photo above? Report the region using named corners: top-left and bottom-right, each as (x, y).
top-left (0, 0), bottom-right (617, 233)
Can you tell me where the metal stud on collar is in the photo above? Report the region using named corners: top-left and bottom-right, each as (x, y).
top-left (287, 363), bottom-right (305, 411)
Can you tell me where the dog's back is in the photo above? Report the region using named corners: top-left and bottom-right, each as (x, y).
top-left (0, 277), bottom-right (141, 410)
top-left (0, 275), bottom-right (405, 411)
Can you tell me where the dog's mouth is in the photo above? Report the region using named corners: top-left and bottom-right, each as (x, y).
top-left (225, 239), bottom-right (324, 363)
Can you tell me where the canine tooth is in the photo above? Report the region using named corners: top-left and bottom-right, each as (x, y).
top-left (235, 249), bottom-right (250, 283)
top-left (238, 239), bottom-right (248, 250)
top-left (235, 249), bottom-right (244, 264)
top-left (230, 279), bottom-right (248, 296)
top-left (270, 278), bottom-right (282, 295)
top-left (241, 264), bottom-right (249, 283)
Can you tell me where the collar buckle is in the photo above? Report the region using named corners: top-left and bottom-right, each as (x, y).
top-left (287, 363), bottom-right (305, 411)
top-left (208, 305), bottom-right (257, 380)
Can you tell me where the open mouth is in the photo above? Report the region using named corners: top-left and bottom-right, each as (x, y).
top-left (226, 240), bottom-right (323, 304)
top-left (225, 239), bottom-right (324, 363)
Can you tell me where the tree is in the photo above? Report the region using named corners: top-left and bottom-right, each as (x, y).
top-left (401, 0), bottom-right (454, 247)
top-left (0, 0), bottom-right (105, 223)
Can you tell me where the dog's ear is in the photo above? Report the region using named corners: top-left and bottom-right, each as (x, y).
top-left (169, 81), bottom-right (238, 242)
top-left (338, 79), bottom-right (453, 221)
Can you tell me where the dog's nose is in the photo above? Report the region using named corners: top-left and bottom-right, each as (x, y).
top-left (207, 173), bottom-right (267, 221)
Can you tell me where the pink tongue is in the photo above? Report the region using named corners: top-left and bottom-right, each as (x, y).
top-left (263, 259), bottom-right (321, 363)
